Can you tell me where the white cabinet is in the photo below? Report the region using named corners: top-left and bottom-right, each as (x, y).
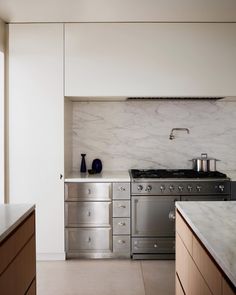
top-left (8, 24), bottom-right (64, 259)
top-left (65, 23), bottom-right (236, 98)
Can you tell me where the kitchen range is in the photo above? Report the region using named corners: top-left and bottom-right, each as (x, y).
top-left (130, 169), bottom-right (231, 259)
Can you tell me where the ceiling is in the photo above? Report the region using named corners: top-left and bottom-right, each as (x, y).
top-left (0, 0), bottom-right (236, 23)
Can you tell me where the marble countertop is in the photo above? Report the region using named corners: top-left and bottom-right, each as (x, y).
top-left (176, 201), bottom-right (236, 289)
top-left (222, 170), bottom-right (236, 181)
top-left (0, 204), bottom-right (35, 243)
top-left (65, 170), bottom-right (131, 182)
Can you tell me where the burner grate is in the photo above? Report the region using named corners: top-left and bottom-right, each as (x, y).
top-left (130, 169), bottom-right (227, 179)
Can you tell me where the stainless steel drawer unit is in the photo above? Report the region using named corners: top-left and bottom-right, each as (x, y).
top-left (65, 183), bottom-right (111, 201)
top-left (113, 183), bottom-right (130, 199)
top-left (113, 236), bottom-right (130, 254)
top-left (113, 218), bottom-right (130, 235)
top-left (65, 201), bottom-right (112, 227)
top-left (66, 228), bottom-right (112, 253)
top-left (113, 200), bottom-right (130, 217)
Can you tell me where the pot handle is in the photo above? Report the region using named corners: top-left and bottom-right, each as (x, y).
top-left (201, 153), bottom-right (208, 158)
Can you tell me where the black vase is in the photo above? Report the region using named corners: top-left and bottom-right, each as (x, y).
top-left (92, 159), bottom-right (102, 173)
top-left (80, 154), bottom-right (87, 173)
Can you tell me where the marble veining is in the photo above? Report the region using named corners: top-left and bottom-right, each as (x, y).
top-left (176, 201), bottom-right (236, 288)
top-left (71, 100), bottom-right (236, 171)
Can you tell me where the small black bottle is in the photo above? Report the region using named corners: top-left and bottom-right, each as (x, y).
top-left (80, 154), bottom-right (87, 173)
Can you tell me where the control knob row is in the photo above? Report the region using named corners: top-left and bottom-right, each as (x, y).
top-left (137, 185), bottom-right (152, 192)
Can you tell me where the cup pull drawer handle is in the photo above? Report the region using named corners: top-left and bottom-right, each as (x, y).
top-left (119, 187), bottom-right (126, 191)
top-left (118, 240), bottom-right (126, 244)
top-left (168, 211), bottom-right (175, 221)
top-left (118, 205), bottom-right (126, 208)
top-left (118, 222), bottom-right (126, 226)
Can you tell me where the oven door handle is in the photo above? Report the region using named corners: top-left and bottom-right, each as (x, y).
top-left (168, 211), bottom-right (176, 221)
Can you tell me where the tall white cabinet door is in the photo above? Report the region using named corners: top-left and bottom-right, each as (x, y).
top-left (8, 24), bottom-right (64, 259)
top-left (65, 23), bottom-right (236, 97)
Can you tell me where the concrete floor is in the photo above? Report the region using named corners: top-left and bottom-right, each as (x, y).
top-left (37, 260), bottom-right (175, 295)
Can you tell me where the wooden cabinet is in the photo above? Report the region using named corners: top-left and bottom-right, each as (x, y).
top-left (0, 212), bottom-right (36, 295)
top-left (176, 210), bottom-right (236, 295)
top-left (223, 279), bottom-right (236, 295)
top-left (8, 24), bottom-right (64, 258)
top-left (65, 23), bottom-right (236, 98)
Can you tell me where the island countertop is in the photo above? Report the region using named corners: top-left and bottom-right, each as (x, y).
top-left (0, 204), bottom-right (35, 243)
top-left (176, 201), bottom-right (236, 290)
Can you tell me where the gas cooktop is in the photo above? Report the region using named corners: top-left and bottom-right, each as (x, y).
top-left (130, 169), bottom-right (227, 179)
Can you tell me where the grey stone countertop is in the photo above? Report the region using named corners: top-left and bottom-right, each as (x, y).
top-left (176, 201), bottom-right (236, 289)
top-left (65, 170), bottom-right (131, 182)
top-left (0, 204), bottom-right (35, 243)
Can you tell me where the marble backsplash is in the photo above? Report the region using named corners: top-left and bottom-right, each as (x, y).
top-left (71, 100), bottom-right (236, 171)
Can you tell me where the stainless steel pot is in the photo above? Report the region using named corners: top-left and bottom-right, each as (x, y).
top-left (190, 153), bottom-right (219, 172)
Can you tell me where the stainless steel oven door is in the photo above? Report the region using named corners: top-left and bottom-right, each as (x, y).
top-left (132, 195), bottom-right (180, 237)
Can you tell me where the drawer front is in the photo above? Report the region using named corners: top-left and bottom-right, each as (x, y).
top-left (65, 202), bottom-right (111, 227)
top-left (0, 236), bottom-right (36, 295)
top-left (65, 228), bottom-right (112, 252)
top-left (113, 183), bottom-right (130, 199)
top-left (192, 235), bottom-right (222, 295)
top-left (132, 237), bottom-right (175, 254)
top-left (113, 218), bottom-right (130, 235)
top-left (113, 200), bottom-right (130, 217)
top-left (176, 210), bottom-right (193, 255)
top-left (113, 236), bottom-right (130, 253)
top-left (176, 275), bottom-right (185, 295)
top-left (0, 212), bottom-right (35, 275)
top-left (65, 183), bottom-right (111, 201)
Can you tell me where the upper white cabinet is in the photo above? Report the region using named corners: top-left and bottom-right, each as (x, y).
top-left (8, 24), bottom-right (64, 259)
top-left (65, 23), bottom-right (236, 97)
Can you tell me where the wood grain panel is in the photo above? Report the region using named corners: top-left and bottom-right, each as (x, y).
top-left (26, 279), bottom-right (36, 295)
top-left (223, 278), bottom-right (236, 295)
top-left (0, 235), bottom-right (36, 295)
top-left (176, 211), bottom-right (193, 255)
top-left (0, 212), bottom-right (35, 275)
top-left (193, 235), bottom-right (222, 295)
top-left (176, 274), bottom-right (185, 295)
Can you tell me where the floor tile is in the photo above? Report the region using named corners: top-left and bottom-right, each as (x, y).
top-left (141, 260), bottom-right (175, 295)
top-left (37, 260), bottom-right (146, 295)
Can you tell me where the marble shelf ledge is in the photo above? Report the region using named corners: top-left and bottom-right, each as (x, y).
top-left (64, 170), bottom-right (131, 183)
top-left (0, 204), bottom-right (35, 243)
top-left (176, 201), bottom-right (236, 290)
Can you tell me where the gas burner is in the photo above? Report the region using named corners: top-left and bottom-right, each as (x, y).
top-left (130, 169), bottom-right (227, 179)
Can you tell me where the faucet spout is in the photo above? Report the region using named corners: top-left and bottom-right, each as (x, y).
top-left (169, 128), bottom-right (190, 140)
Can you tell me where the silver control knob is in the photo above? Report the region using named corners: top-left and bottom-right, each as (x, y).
top-left (218, 184), bottom-right (225, 192)
top-left (137, 185), bottom-right (143, 192)
top-left (178, 186), bottom-right (184, 192)
top-left (145, 185), bottom-right (152, 192)
top-left (187, 185), bottom-right (193, 192)
top-left (169, 185), bottom-right (175, 192)
top-left (196, 185), bottom-right (202, 192)
top-left (160, 185), bottom-right (166, 192)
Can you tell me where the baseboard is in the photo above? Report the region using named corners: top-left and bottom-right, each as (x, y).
top-left (37, 252), bottom-right (66, 261)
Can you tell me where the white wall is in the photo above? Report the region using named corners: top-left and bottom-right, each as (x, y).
top-left (1, 0), bottom-right (236, 22)
top-left (0, 19), bottom-right (6, 204)
top-left (71, 100), bottom-right (236, 172)
top-left (8, 24), bottom-right (64, 260)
